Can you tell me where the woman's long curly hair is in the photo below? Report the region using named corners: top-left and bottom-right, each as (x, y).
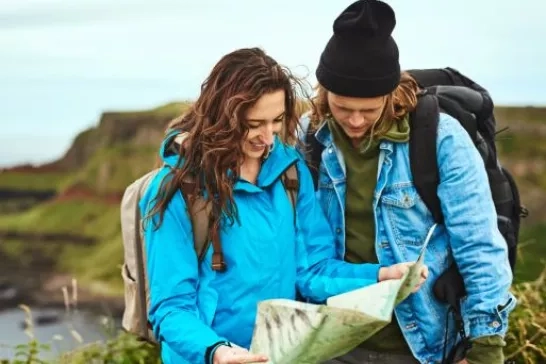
top-left (309, 71), bottom-right (421, 137)
top-left (146, 47), bottom-right (310, 247)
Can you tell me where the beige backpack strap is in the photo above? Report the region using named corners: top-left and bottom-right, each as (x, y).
top-left (180, 179), bottom-right (226, 271)
top-left (173, 131), bottom-right (226, 271)
top-left (281, 164), bottom-right (299, 223)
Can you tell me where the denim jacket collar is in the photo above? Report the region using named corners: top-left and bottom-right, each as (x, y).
top-left (315, 118), bottom-right (395, 180)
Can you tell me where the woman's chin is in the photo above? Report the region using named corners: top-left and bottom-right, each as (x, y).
top-left (243, 145), bottom-right (267, 160)
top-left (244, 151), bottom-right (265, 161)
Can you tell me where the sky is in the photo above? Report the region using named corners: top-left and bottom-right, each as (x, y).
top-left (0, 0), bottom-right (544, 167)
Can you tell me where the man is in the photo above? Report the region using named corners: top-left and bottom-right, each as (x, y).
top-left (298, 1), bottom-right (516, 363)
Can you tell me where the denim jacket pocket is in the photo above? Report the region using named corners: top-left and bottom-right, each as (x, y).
top-left (380, 184), bottom-right (434, 247)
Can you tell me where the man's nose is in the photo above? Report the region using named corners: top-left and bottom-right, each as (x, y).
top-left (348, 111), bottom-right (365, 127)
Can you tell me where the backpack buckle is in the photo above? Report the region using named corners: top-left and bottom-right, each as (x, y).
top-left (212, 252), bottom-right (226, 272)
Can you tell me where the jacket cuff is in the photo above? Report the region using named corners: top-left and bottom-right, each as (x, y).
top-left (468, 314), bottom-right (504, 338)
top-left (355, 263), bottom-right (381, 283)
top-left (205, 341), bottom-right (231, 364)
top-left (463, 293), bottom-right (517, 340)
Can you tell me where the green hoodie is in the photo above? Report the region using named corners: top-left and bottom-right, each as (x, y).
top-left (328, 116), bottom-right (410, 266)
top-left (328, 116), bottom-right (413, 354)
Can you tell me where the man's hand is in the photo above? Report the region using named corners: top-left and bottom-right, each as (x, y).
top-left (378, 262), bottom-right (429, 293)
top-left (213, 344), bottom-right (268, 364)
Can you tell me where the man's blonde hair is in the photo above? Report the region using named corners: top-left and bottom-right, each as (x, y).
top-left (309, 72), bottom-right (421, 138)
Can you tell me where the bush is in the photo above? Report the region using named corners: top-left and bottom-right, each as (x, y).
top-left (56, 333), bottom-right (161, 364)
top-left (0, 304), bottom-right (160, 364)
top-left (1, 332), bottom-right (160, 364)
top-left (505, 270), bottom-right (546, 363)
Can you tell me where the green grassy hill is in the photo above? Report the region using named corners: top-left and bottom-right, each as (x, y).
top-left (492, 107), bottom-right (546, 283)
top-left (0, 101), bottom-right (191, 297)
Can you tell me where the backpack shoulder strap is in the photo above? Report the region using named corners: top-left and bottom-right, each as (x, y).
top-left (304, 125), bottom-right (324, 191)
top-left (281, 163), bottom-right (299, 223)
top-left (169, 132), bottom-right (221, 270)
top-left (180, 180), bottom-right (212, 259)
top-left (180, 176), bottom-right (221, 269)
top-left (409, 92), bottom-right (444, 224)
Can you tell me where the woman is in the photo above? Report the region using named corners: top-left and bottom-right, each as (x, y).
top-left (140, 47), bottom-right (426, 364)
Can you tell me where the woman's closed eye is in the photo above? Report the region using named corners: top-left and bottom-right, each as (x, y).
top-left (248, 113), bottom-right (285, 129)
top-left (273, 114), bottom-right (285, 123)
top-left (248, 121), bottom-right (262, 129)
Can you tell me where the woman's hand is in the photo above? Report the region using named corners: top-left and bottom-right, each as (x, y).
top-left (213, 344), bottom-right (269, 364)
top-left (378, 262), bottom-right (429, 293)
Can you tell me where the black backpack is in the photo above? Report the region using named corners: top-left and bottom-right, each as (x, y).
top-left (304, 67), bottom-right (528, 361)
top-left (404, 67), bottom-right (529, 295)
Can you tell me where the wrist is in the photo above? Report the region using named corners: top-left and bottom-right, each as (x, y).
top-left (205, 340), bottom-right (231, 364)
top-left (378, 267), bottom-right (386, 281)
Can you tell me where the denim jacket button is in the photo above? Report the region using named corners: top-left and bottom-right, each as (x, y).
top-left (335, 228), bottom-right (341, 234)
top-left (490, 320), bottom-right (500, 328)
top-left (328, 148), bottom-right (333, 153)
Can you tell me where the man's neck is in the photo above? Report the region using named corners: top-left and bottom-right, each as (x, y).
top-left (326, 117), bottom-right (370, 149)
top-left (350, 136), bottom-right (366, 148)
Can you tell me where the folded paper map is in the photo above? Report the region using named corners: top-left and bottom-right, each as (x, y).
top-left (249, 224), bottom-right (437, 364)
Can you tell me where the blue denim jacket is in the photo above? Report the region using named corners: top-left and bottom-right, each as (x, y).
top-left (298, 112), bottom-right (517, 364)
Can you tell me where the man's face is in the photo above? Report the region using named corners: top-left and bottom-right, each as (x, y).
top-left (327, 92), bottom-right (386, 143)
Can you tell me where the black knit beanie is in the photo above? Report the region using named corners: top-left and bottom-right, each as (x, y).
top-left (316, 0), bottom-right (401, 98)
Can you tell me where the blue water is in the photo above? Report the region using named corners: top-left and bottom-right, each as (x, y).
top-left (0, 307), bottom-right (120, 361)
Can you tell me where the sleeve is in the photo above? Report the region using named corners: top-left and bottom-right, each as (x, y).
top-left (293, 157), bottom-right (381, 303)
top-left (435, 112), bottom-right (517, 339)
top-left (141, 180), bottom-right (227, 363)
top-left (465, 335), bottom-right (506, 364)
